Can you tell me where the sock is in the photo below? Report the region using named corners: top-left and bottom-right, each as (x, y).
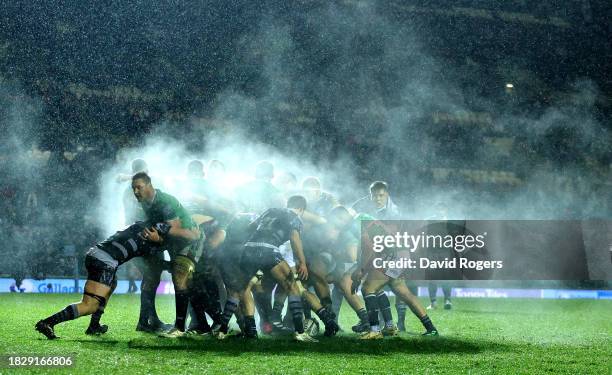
top-left (187, 302), bottom-right (200, 329)
top-left (189, 293), bottom-right (211, 332)
top-left (220, 297), bottom-right (239, 333)
top-left (244, 315), bottom-right (257, 338)
top-left (364, 293), bottom-right (380, 332)
top-left (139, 289), bottom-right (156, 325)
top-left (288, 296), bottom-right (305, 334)
top-left (174, 290), bottom-right (190, 331)
top-left (357, 308), bottom-right (368, 323)
top-left (88, 306), bottom-right (104, 328)
top-left (140, 264), bottom-right (163, 325)
top-left (315, 307), bottom-right (334, 326)
top-left (396, 302), bottom-right (407, 326)
top-left (44, 304), bottom-right (79, 326)
top-left (331, 285), bottom-right (344, 322)
top-left (271, 296), bottom-right (285, 323)
top-left (320, 296), bottom-right (333, 311)
top-left (302, 298), bottom-right (312, 320)
top-left (203, 279), bottom-right (223, 324)
top-left (376, 291), bottom-right (394, 327)
top-left (420, 315), bottom-right (436, 332)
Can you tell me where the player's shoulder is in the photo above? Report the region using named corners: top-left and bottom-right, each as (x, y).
top-left (227, 213), bottom-right (257, 233)
top-left (262, 207), bottom-right (286, 215)
top-left (258, 179), bottom-right (280, 192)
top-left (232, 212), bottom-right (258, 223)
top-left (321, 191), bottom-right (337, 202)
top-left (126, 221), bottom-right (147, 232)
top-left (286, 210), bottom-right (303, 230)
top-left (351, 196), bottom-right (370, 210)
top-left (155, 189), bottom-right (180, 205)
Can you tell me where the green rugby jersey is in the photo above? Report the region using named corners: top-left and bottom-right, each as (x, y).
top-left (141, 189), bottom-right (195, 229)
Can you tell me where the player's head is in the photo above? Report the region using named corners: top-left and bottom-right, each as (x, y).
top-left (328, 205), bottom-right (353, 231)
top-left (302, 176), bottom-right (321, 202)
top-left (369, 181), bottom-right (389, 209)
top-left (131, 158), bottom-right (148, 174)
top-left (187, 159), bottom-right (205, 178)
top-left (275, 172), bottom-right (297, 193)
top-left (287, 195), bottom-right (307, 217)
top-left (207, 159), bottom-right (226, 180)
top-left (254, 161), bottom-right (274, 181)
top-left (132, 172), bottom-right (155, 202)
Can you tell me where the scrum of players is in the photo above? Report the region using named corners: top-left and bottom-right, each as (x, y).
top-left (35, 159), bottom-right (438, 342)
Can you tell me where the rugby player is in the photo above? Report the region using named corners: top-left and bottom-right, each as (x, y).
top-left (351, 181), bottom-right (401, 220)
top-left (300, 176), bottom-right (339, 228)
top-left (301, 176), bottom-right (340, 218)
top-left (427, 282), bottom-right (453, 310)
top-left (275, 171), bottom-right (299, 198)
top-left (186, 217), bottom-right (226, 335)
top-left (234, 161), bottom-right (285, 214)
top-left (35, 221), bottom-right (170, 339)
top-left (271, 238), bottom-right (343, 337)
top-left (120, 159), bottom-right (171, 333)
top-left (215, 212), bottom-right (259, 339)
top-left (238, 196), bottom-right (338, 342)
top-left (351, 182), bottom-right (404, 334)
top-left (351, 220), bottom-right (439, 339)
top-left (131, 172), bottom-right (202, 338)
top-left (234, 161), bottom-right (285, 333)
top-left (291, 177), bottom-right (340, 328)
top-left (182, 160), bottom-right (228, 334)
top-left (326, 208), bottom-right (378, 333)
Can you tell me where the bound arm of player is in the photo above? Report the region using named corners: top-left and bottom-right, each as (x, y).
top-left (204, 198), bottom-right (236, 217)
top-left (302, 211), bottom-right (327, 226)
top-left (166, 218), bottom-right (201, 242)
top-left (141, 222), bottom-right (172, 243)
top-left (290, 229), bottom-right (309, 280)
top-left (187, 193), bottom-right (209, 207)
top-left (142, 227), bottom-right (163, 243)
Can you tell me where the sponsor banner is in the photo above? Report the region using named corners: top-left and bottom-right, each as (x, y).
top-left (1, 278), bottom-right (87, 294)
top-left (0, 277), bottom-right (178, 295)
top-left (1, 278), bottom-right (609, 299)
top-left (411, 287), bottom-right (610, 299)
top-left (0, 278), bottom-right (180, 295)
top-left (362, 220), bottom-right (612, 280)
top-left (597, 290), bottom-right (612, 299)
top-left (448, 288), bottom-right (542, 299)
top-left (0, 278), bottom-right (133, 294)
top-left (541, 289), bottom-right (599, 299)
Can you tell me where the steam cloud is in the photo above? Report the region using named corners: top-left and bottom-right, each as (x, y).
top-left (98, 2), bottom-right (610, 232)
top-left (1, 2), bottom-right (610, 268)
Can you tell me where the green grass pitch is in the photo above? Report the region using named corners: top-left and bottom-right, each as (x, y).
top-left (0, 294), bottom-right (610, 374)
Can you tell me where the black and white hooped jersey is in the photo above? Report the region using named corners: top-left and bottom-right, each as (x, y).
top-left (97, 222), bottom-right (161, 265)
top-left (247, 208), bottom-right (303, 248)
